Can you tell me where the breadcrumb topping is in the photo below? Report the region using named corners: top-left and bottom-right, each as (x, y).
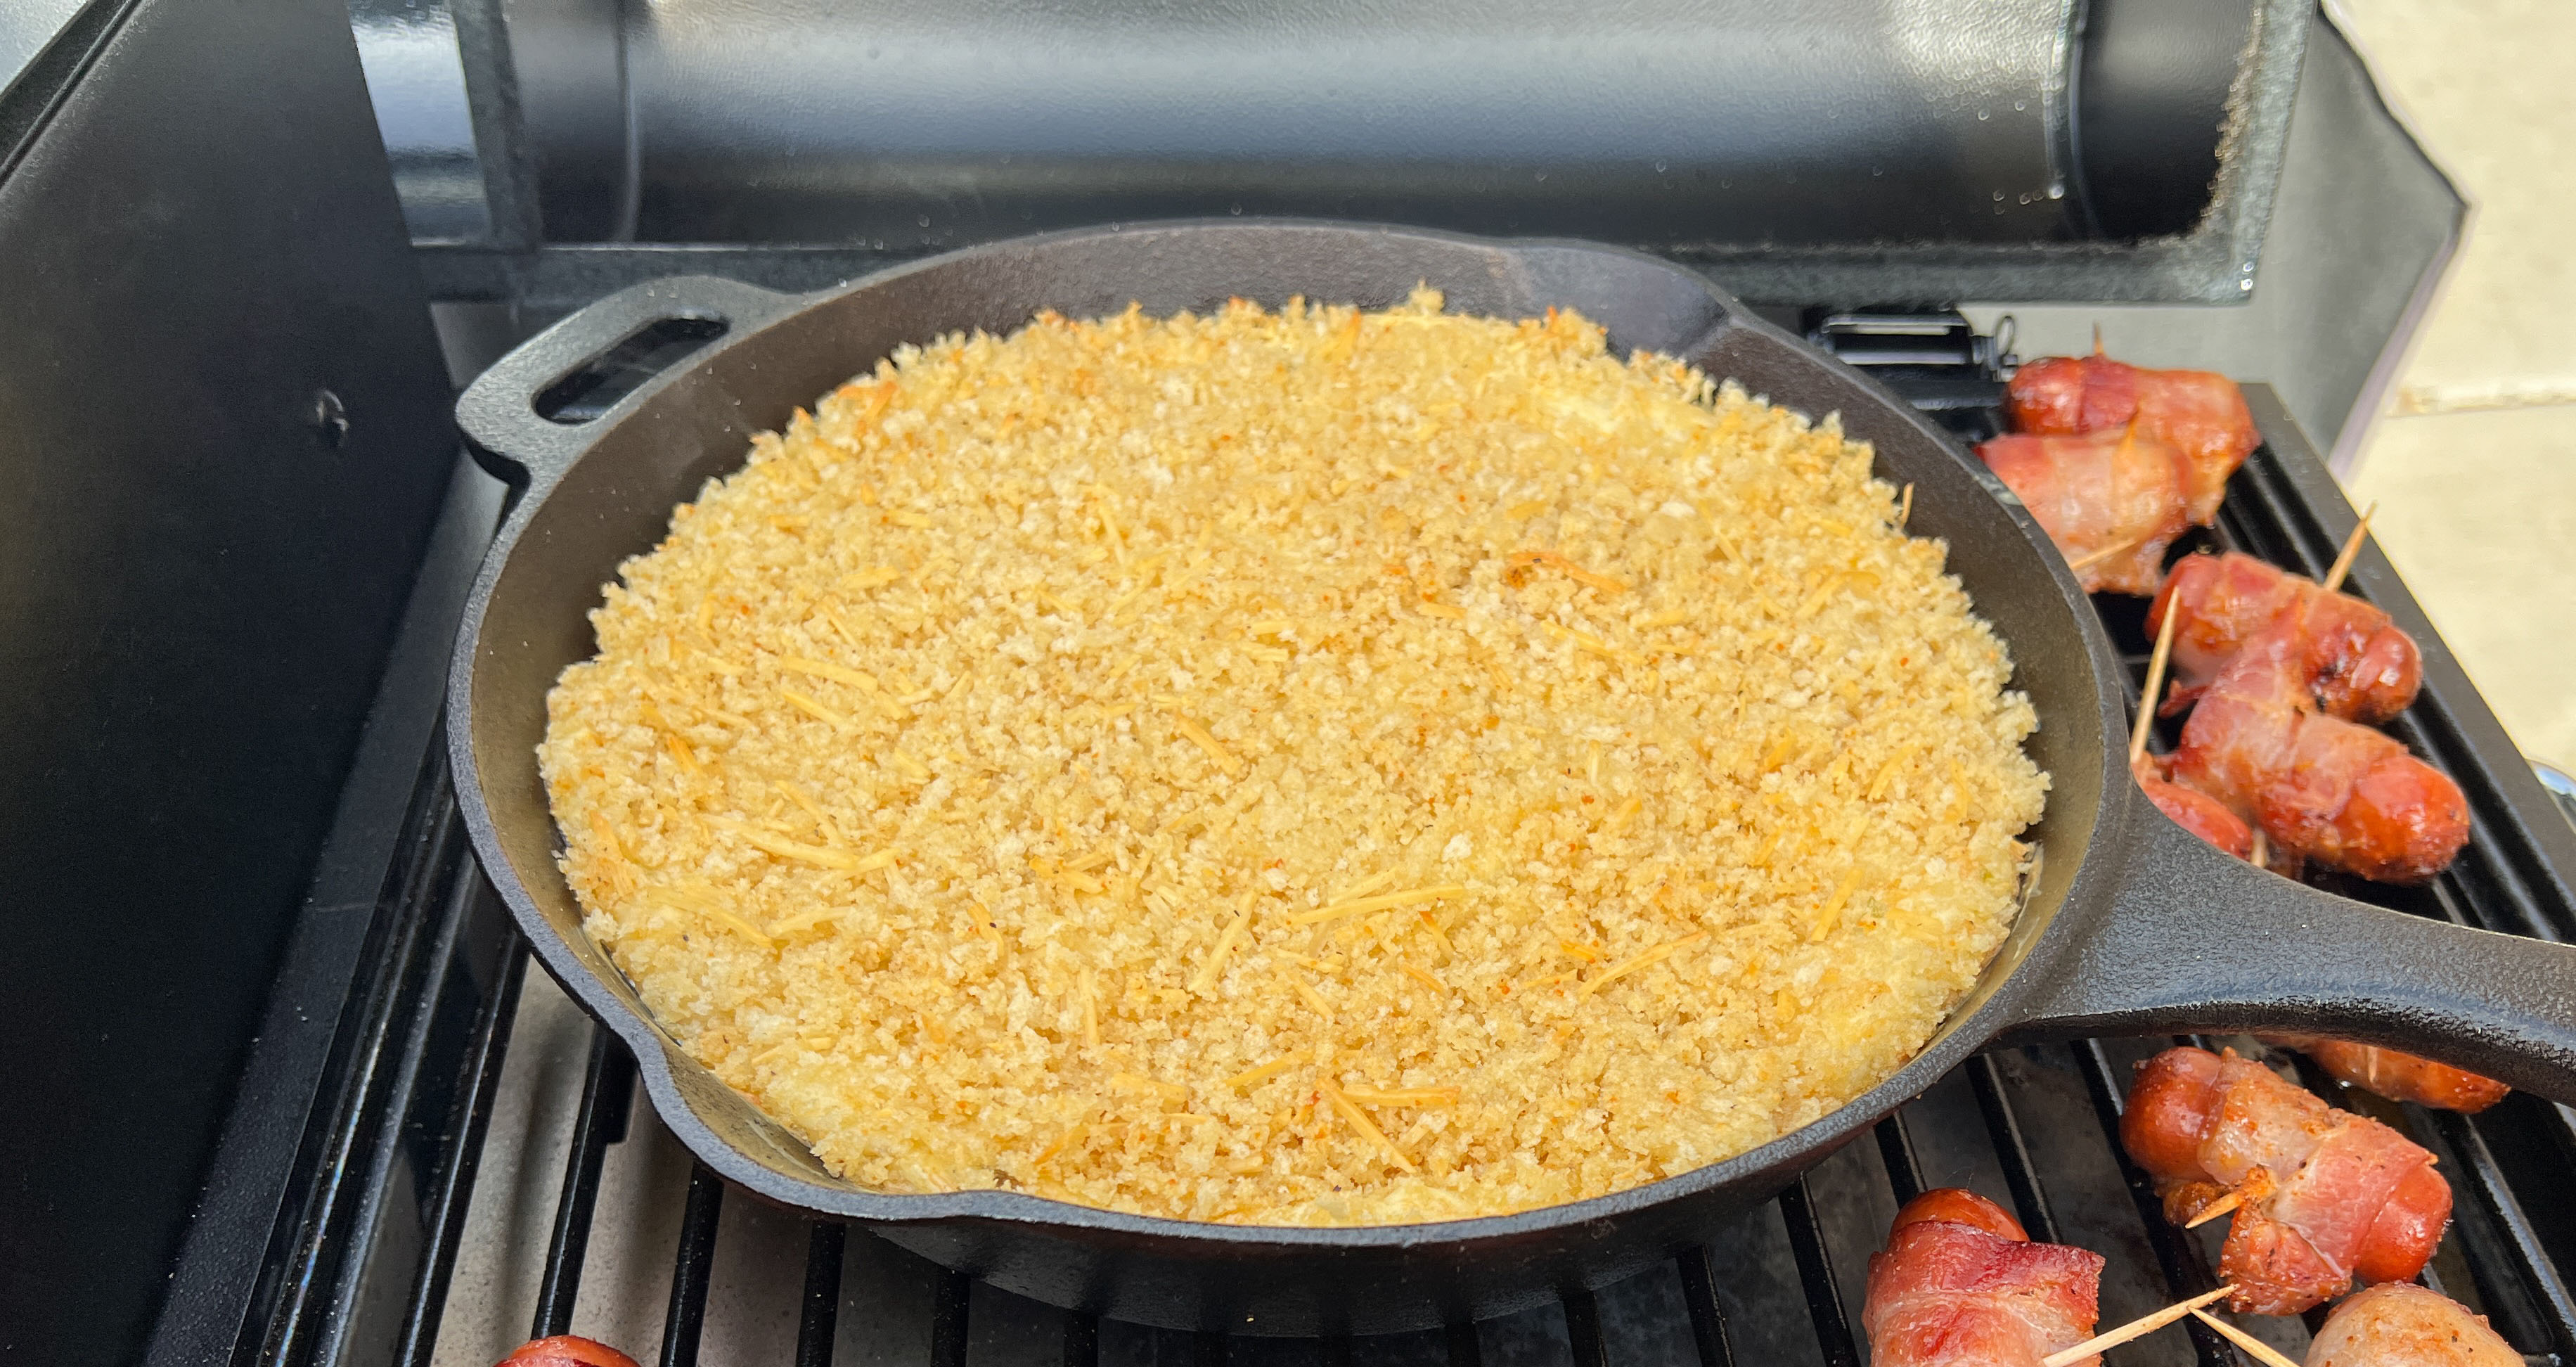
top-left (539, 289), bottom-right (2046, 1226)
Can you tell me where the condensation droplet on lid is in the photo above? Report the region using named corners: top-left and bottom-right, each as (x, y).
top-left (1653, 159), bottom-right (1667, 172)
top-left (2240, 278), bottom-right (2255, 291)
top-left (2048, 184), bottom-right (2065, 200)
top-left (917, 214), bottom-right (931, 228)
top-left (2014, 99), bottom-right (2028, 111)
top-left (1230, 204), bottom-right (1243, 215)
top-left (1992, 190), bottom-right (2006, 200)
top-left (1976, 108), bottom-right (1991, 121)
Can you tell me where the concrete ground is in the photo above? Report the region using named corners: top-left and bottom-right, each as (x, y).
top-left (2331, 0), bottom-right (2576, 771)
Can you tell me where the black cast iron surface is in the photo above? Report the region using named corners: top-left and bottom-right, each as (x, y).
top-left (442, 222), bottom-right (2576, 1335)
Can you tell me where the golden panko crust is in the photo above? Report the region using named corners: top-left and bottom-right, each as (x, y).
top-left (539, 290), bottom-right (2046, 1226)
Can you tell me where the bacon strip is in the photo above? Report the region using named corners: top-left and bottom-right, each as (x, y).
top-left (2257, 1034), bottom-right (2510, 1115)
top-left (1865, 1190), bottom-right (2106, 1367)
top-left (2167, 623), bottom-right (2468, 883)
top-left (2008, 356), bottom-right (2258, 525)
top-left (2147, 553), bottom-right (2421, 724)
top-left (1977, 429), bottom-right (2190, 596)
top-left (2133, 751), bottom-right (2255, 859)
top-left (2120, 1047), bottom-right (2451, 1315)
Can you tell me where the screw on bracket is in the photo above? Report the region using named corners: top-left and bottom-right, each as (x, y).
top-left (308, 387), bottom-right (350, 450)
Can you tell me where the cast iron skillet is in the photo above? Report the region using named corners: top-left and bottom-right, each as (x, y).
top-left (450, 221), bottom-right (2576, 1336)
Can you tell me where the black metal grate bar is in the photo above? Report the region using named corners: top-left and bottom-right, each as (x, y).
top-left (1064, 1312), bottom-right (1101, 1367)
top-left (532, 1025), bottom-right (636, 1338)
top-left (1779, 1175), bottom-right (1861, 1367)
top-left (1675, 1247), bottom-right (1735, 1367)
top-left (1968, 1055), bottom-right (2062, 1245)
top-left (1874, 1112), bottom-right (1925, 1206)
top-left (796, 1221), bottom-right (846, 1367)
top-left (930, 1268), bottom-right (972, 1367)
top-left (1561, 1288), bottom-right (1607, 1367)
top-left (255, 773), bottom-right (473, 1367)
top-left (2075, 1039), bottom-right (2237, 1367)
top-left (395, 937), bottom-right (530, 1367)
top-left (658, 1163), bottom-right (725, 1367)
top-left (2436, 1111), bottom-right (2576, 1364)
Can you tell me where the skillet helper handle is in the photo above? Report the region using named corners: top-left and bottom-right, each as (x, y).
top-left (2004, 802), bottom-right (2576, 1100)
top-left (453, 275), bottom-right (800, 490)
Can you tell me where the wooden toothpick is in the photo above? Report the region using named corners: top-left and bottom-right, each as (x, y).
top-left (1898, 482), bottom-right (1915, 530)
top-left (2039, 1285), bottom-right (2237, 1367)
top-left (2132, 591), bottom-right (2184, 766)
top-left (2321, 502), bottom-right (2378, 593)
top-left (2250, 829), bottom-right (2270, 871)
top-left (2184, 1188), bottom-right (2244, 1229)
top-left (2190, 1309), bottom-right (2305, 1367)
top-left (2068, 421), bottom-right (2158, 577)
top-left (2069, 534), bottom-right (2147, 573)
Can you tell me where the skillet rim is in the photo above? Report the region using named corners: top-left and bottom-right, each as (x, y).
top-left (446, 217), bottom-right (2134, 1249)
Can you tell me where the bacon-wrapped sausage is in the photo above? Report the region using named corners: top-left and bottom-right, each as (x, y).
top-left (2133, 751), bottom-right (2255, 859)
top-left (1977, 429), bottom-right (2191, 596)
top-left (2168, 623), bottom-right (2468, 883)
top-left (2120, 1047), bottom-right (2451, 1315)
top-left (1865, 1188), bottom-right (2106, 1367)
top-left (2257, 1034), bottom-right (2511, 1115)
top-left (2007, 356), bottom-right (2259, 526)
top-left (2304, 1283), bottom-right (2521, 1367)
top-left (2146, 553), bottom-right (2421, 725)
top-left (499, 1337), bottom-right (640, 1367)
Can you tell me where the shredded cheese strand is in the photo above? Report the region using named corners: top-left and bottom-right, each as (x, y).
top-left (780, 690), bottom-right (856, 733)
top-left (1320, 1080), bottom-right (1417, 1172)
top-left (1224, 1055), bottom-right (1301, 1091)
top-left (1191, 897), bottom-right (1256, 994)
top-left (723, 823), bottom-right (860, 871)
top-left (1812, 869), bottom-right (1863, 942)
top-left (780, 656), bottom-right (879, 691)
top-left (1578, 931), bottom-right (1708, 999)
top-left (1173, 715), bottom-right (1244, 776)
top-left (1289, 884), bottom-right (1468, 926)
top-left (1341, 1086), bottom-right (1462, 1108)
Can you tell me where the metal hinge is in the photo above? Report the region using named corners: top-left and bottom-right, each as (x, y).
top-left (1804, 309), bottom-right (2017, 417)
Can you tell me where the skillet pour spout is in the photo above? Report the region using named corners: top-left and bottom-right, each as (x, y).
top-left (449, 221), bottom-right (2576, 1335)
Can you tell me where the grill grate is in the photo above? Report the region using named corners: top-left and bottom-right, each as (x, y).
top-left (261, 380), bottom-right (2576, 1367)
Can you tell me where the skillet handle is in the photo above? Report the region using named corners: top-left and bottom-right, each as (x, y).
top-left (2000, 799), bottom-right (2576, 1101)
top-left (454, 275), bottom-right (802, 489)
